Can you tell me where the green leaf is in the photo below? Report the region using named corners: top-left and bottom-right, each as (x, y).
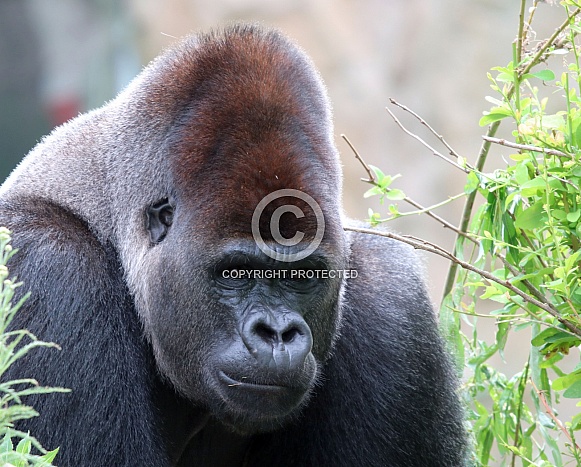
top-left (553, 371), bottom-right (581, 391)
top-left (15, 437), bottom-right (31, 456)
top-left (509, 152), bottom-right (530, 162)
top-left (563, 379), bottom-right (581, 398)
top-left (387, 204), bottom-right (399, 216)
top-left (495, 321), bottom-right (509, 353)
top-left (567, 210), bottom-right (581, 223)
top-left (514, 201), bottom-right (546, 230)
top-left (496, 72), bottom-right (514, 83)
top-left (464, 171), bottom-right (480, 194)
top-left (551, 209), bottom-right (567, 221)
top-left (514, 163), bottom-right (530, 185)
top-left (524, 69), bottom-right (556, 81)
top-left (385, 189), bottom-right (405, 200)
top-left (40, 447), bottom-right (59, 464)
top-left (478, 428), bottom-right (494, 465)
top-left (368, 164), bottom-right (385, 181)
top-left (485, 96), bottom-right (505, 106)
top-left (501, 211), bottom-right (519, 263)
top-left (520, 178), bottom-right (547, 196)
top-left (480, 112), bottom-right (512, 127)
top-left (363, 186), bottom-right (383, 198)
top-left (531, 327), bottom-right (562, 347)
top-left (541, 113), bottom-right (565, 129)
top-left (0, 434), bottom-right (13, 453)
top-left (14, 437), bottom-right (32, 467)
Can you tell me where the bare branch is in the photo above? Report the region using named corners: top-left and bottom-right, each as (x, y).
top-left (343, 129), bottom-right (472, 241)
top-left (531, 379), bottom-right (581, 452)
top-left (341, 134), bottom-right (375, 183)
top-left (385, 106), bottom-right (469, 173)
top-left (400, 195), bottom-right (469, 236)
top-left (483, 136), bottom-right (571, 158)
top-left (516, 0), bottom-right (527, 66)
top-left (388, 98), bottom-right (465, 162)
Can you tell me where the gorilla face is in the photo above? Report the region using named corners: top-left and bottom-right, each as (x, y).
top-left (129, 27), bottom-right (347, 434)
top-left (141, 201), bottom-right (345, 434)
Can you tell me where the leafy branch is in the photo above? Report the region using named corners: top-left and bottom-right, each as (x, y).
top-left (343, 224), bottom-right (581, 337)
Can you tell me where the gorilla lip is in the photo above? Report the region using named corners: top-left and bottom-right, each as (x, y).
top-left (216, 370), bottom-right (308, 418)
top-left (218, 371), bottom-right (288, 391)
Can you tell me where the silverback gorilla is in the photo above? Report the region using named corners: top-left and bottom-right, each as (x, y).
top-left (0, 25), bottom-right (466, 466)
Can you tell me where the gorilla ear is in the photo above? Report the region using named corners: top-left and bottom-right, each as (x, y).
top-left (146, 199), bottom-right (174, 244)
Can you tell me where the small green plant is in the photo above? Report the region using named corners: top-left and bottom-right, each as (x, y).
top-left (347, 1), bottom-right (581, 465)
top-left (0, 227), bottom-right (68, 466)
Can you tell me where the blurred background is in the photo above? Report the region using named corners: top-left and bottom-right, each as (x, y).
top-left (3, 1), bottom-right (578, 457)
top-left (0, 0), bottom-right (564, 302)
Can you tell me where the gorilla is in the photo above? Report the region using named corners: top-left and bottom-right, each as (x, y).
top-left (0, 25), bottom-right (466, 466)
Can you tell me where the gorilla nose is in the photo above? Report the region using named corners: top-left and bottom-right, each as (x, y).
top-left (241, 312), bottom-right (313, 372)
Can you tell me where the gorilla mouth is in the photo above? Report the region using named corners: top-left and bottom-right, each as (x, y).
top-left (216, 369), bottom-right (309, 415)
top-left (215, 370), bottom-right (310, 433)
top-left (218, 371), bottom-right (288, 391)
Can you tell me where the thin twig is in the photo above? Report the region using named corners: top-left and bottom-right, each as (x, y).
top-left (483, 136), bottom-right (570, 158)
top-left (394, 195), bottom-right (469, 234)
top-left (344, 225), bottom-right (581, 337)
top-left (341, 134), bottom-right (375, 183)
top-left (344, 136), bottom-right (472, 239)
top-left (388, 98), bottom-right (466, 162)
top-left (523, 0), bottom-right (540, 41)
top-left (531, 379), bottom-right (581, 452)
top-left (516, 0), bottom-right (527, 67)
top-left (510, 359), bottom-right (529, 467)
top-left (385, 106), bottom-right (470, 173)
top-left (519, 8), bottom-right (581, 77)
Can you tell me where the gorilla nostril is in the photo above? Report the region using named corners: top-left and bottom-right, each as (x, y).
top-left (253, 322), bottom-right (304, 346)
top-left (241, 313), bottom-right (313, 370)
top-left (281, 327), bottom-right (300, 343)
top-left (254, 322), bottom-right (277, 344)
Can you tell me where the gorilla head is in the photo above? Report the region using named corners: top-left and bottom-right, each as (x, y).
top-left (123, 27), bottom-right (347, 434)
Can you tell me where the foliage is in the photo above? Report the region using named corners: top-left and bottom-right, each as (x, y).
top-left (359, 1), bottom-right (581, 465)
top-left (0, 227), bottom-right (68, 466)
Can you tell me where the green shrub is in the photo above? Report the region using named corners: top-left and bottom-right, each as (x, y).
top-left (0, 227), bottom-right (68, 467)
top-left (352, 1), bottom-right (581, 465)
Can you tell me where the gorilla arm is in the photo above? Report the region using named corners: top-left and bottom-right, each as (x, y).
top-left (0, 199), bottom-right (201, 466)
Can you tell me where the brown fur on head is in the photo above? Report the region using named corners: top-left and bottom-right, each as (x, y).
top-left (145, 25), bottom-right (344, 245)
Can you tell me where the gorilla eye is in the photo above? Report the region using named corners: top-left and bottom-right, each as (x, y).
top-left (282, 271), bottom-right (320, 292)
top-left (146, 198), bottom-right (174, 244)
top-left (215, 268), bottom-right (255, 290)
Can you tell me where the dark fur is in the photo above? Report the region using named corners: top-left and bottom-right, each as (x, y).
top-left (0, 25), bottom-right (466, 466)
